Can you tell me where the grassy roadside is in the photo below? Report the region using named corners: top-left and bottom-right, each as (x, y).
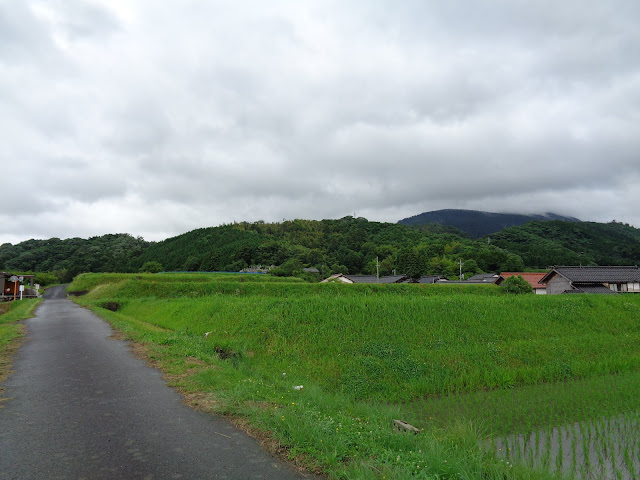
top-left (0, 298), bottom-right (43, 400)
top-left (74, 303), bottom-right (559, 480)
top-left (69, 273), bottom-right (607, 479)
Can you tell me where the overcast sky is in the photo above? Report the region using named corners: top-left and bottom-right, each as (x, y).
top-left (2, 0), bottom-right (640, 245)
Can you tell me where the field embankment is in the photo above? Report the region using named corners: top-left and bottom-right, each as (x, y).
top-left (69, 272), bottom-right (640, 479)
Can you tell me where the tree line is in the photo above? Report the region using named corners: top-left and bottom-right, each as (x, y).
top-left (1, 217), bottom-right (638, 284)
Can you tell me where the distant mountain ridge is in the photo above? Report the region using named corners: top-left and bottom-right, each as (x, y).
top-left (398, 209), bottom-right (580, 238)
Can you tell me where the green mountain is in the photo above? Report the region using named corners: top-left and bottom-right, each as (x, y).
top-left (2, 217), bottom-right (638, 282)
top-left (133, 217), bottom-right (511, 277)
top-left (486, 220), bottom-right (640, 268)
top-left (398, 209), bottom-right (580, 238)
top-left (0, 234), bottom-right (149, 282)
top-left (0, 218), bottom-right (514, 280)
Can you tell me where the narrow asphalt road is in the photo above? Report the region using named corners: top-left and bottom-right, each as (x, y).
top-left (0, 286), bottom-right (315, 479)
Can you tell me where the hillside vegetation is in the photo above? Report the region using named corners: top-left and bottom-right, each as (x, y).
top-left (2, 217), bottom-right (639, 283)
top-left (488, 220), bottom-right (640, 267)
top-left (68, 273), bottom-right (640, 479)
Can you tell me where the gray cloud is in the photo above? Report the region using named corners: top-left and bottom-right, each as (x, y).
top-left (2, 0), bottom-right (640, 245)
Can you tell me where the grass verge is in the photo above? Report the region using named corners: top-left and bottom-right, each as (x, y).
top-left (0, 298), bottom-right (43, 403)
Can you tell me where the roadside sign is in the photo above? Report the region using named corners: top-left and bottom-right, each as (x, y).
top-left (9, 276), bottom-right (17, 283)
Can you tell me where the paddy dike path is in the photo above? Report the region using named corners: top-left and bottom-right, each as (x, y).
top-left (0, 286), bottom-right (315, 479)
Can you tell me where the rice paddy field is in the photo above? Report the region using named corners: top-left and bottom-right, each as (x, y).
top-left (68, 272), bottom-right (640, 479)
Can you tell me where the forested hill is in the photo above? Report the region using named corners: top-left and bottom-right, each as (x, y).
top-left (133, 218), bottom-right (514, 277)
top-left (487, 220), bottom-right (640, 268)
top-left (398, 209), bottom-right (580, 238)
top-left (0, 218), bottom-right (518, 280)
top-left (1, 217), bottom-right (638, 282)
top-left (0, 234), bottom-right (149, 282)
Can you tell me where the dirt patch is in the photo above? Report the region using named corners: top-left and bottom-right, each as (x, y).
top-left (67, 290), bottom-right (89, 297)
top-left (215, 346), bottom-right (241, 361)
top-left (100, 302), bottom-right (120, 312)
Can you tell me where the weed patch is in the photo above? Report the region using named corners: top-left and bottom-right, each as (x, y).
top-left (0, 298), bottom-right (42, 406)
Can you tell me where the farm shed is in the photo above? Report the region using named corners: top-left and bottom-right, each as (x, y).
top-left (540, 266), bottom-right (640, 295)
top-left (496, 272), bottom-right (547, 294)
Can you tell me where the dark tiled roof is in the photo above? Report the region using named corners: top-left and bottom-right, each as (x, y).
top-left (344, 275), bottom-right (408, 284)
top-left (466, 273), bottom-right (500, 283)
top-left (435, 279), bottom-right (496, 284)
top-left (543, 266), bottom-right (640, 283)
top-left (415, 276), bottom-right (447, 284)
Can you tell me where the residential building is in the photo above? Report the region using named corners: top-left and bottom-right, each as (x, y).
top-left (540, 266), bottom-right (640, 294)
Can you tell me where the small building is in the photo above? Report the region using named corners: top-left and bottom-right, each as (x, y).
top-left (321, 274), bottom-right (409, 284)
top-left (1, 272), bottom-right (37, 301)
top-left (496, 272), bottom-right (547, 294)
top-left (540, 266), bottom-right (640, 295)
top-left (303, 267), bottom-right (320, 274)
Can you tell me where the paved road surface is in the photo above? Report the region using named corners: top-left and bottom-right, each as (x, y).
top-left (0, 286), bottom-right (314, 479)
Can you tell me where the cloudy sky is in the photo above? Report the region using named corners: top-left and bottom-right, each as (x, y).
top-left (2, 0), bottom-right (640, 244)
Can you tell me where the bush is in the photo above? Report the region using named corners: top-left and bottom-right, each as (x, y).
top-left (500, 275), bottom-right (533, 294)
top-left (139, 261), bottom-right (163, 273)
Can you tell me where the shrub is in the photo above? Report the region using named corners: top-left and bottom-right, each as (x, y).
top-left (139, 261), bottom-right (163, 273)
top-left (500, 275), bottom-right (533, 294)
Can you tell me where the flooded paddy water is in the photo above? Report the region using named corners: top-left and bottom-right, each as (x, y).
top-left (406, 371), bottom-right (640, 479)
top-left (492, 411), bottom-right (640, 479)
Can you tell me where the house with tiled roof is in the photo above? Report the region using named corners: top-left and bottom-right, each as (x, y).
top-left (540, 266), bottom-right (640, 295)
top-left (496, 272), bottom-right (547, 294)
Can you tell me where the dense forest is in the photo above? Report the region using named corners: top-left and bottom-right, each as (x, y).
top-left (487, 220), bottom-right (640, 268)
top-left (1, 217), bottom-right (639, 283)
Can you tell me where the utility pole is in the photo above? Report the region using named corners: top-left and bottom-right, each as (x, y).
top-left (376, 256), bottom-right (379, 283)
top-left (459, 259), bottom-right (464, 280)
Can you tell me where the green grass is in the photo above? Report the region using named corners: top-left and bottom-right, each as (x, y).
top-left (0, 298), bottom-right (42, 393)
top-left (68, 272), bottom-right (640, 479)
